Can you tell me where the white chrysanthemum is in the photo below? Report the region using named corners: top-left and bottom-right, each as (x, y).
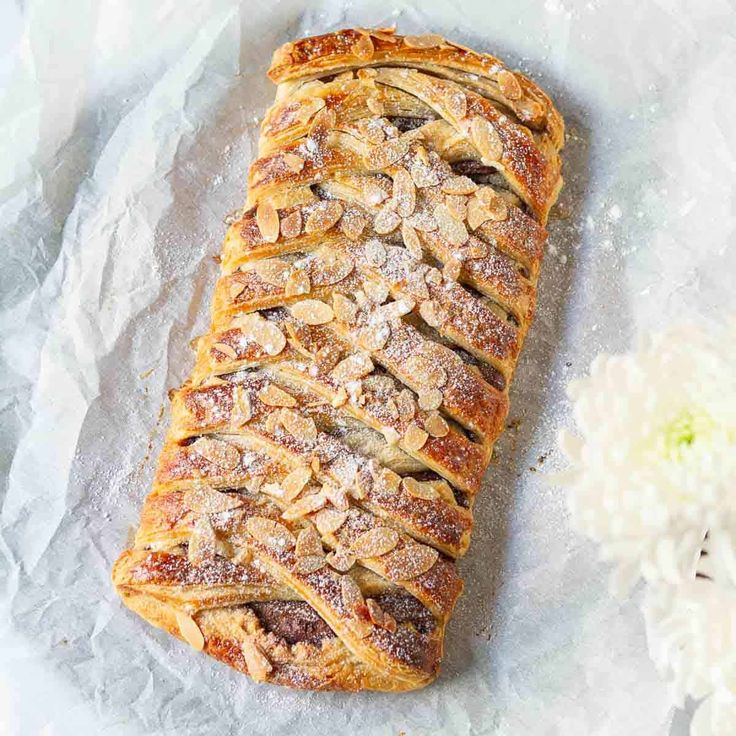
top-left (644, 578), bottom-right (736, 735)
top-left (555, 321), bottom-right (736, 585)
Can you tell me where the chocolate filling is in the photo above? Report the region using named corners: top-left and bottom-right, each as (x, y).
top-left (387, 116), bottom-right (432, 133)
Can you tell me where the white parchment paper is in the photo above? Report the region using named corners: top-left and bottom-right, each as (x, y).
top-left (2, 0), bottom-right (735, 734)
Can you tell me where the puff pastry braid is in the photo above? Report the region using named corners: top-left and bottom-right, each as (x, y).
top-left (113, 28), bottom-right (564, 692)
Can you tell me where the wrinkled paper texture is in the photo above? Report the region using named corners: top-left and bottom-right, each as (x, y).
top-left (2, 0), bottom-right (735, 734)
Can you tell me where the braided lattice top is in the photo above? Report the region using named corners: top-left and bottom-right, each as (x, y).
top-left (113, 27), bottom-right (564, 692)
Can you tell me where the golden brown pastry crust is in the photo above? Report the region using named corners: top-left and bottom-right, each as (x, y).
top-left (113, 27), bottom-right (564, 692)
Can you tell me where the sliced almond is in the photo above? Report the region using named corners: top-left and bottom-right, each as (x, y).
top-left (188, 514), bottom-right (216, 566)
top-left (486, 195), bottom-right (509, 221)
top-left (406, 209), bottom-right (438, 231)
top-left (364, 239), bottom-right (387, 267)
top-left (434, 203), bottom-right (469, 246)
top-left (190, 439), bottom-right (241, 471)
top-left (282, 152), bottom-right (305, 172)
top-left (331, 353), bottom-right (374, 383)
top-left (357, 323), bottom-right (390, 351)
top-left (380, 425), bottom-right (400, 446)
top-left (363, 279), bottom-right (389, 304)
top-left (445, 194), bottom-right (467, 221)
top-left (340, 574), bottom-right (365, 613)
top-left (384, 543), bottom-right (439, 580)
top-left (285, 268), bottom-right (311, 297)
top-left (295, 526), bottom-right (323, 557)
top-left (332, 293), bottom-right (358, 323)
top-left (409, 157), bottom-right (441, 188)
top-left (401, 222), bottom-right (423, 260)
top-left (392, 168), bottom-right (416, 217)
top-left (443, 88), bottom-right (467, 119)
top-left (279, 409), bottom-right (318, 442)
top-left (373, 465), bottom-right (402, 494)
top-left (290, 299), bottom-right (334, 325)
top-left (232, 385), bottom-right (253, 425)
top-left (235, 313), bottom-right (286, 356)
top-left (309, 106), bottom-right (337, 136)
top-left (396, 389), bottom-right (416, 421)
top-left (404, 424), bottom-right (429, 452)
top-left (351, 527), bottom-right (400, 558)
top-left (373, 207), bottom-right (401, 235)
top-left (256, 201), bottom-right (280, 243)
top-left (404, 33), bottom-right (444, 48)
top-left (367, 138), bottom-right (409, 169)
top-left (295, 96), bottom-right (326, 124)
top-left (281, 493), bottom-right (327, 520)
top-left (441, 175), bottom-right (478, 195)
top-left (425, 411), bottom-right (449, 437)
top-left (316, 248), bottom-right (355, 284)
top-left (366, 95), bottom-right (384, 115)
top-left (258, 383), bottom-right (297, 408)
top-left (229, 281), bottom-right (246, 300)
top-left (304, 200), bottom-right (343, 234)
top-left (254, 259), bottom-right (290, 287)
top-left (331, 386), bottom-right (348, 407)
top-left (326, 547), bottom-right (356, 572)
top-left (292, 554), bottom-right (327, 575)
top-left (419, 300), bottom-right (442, 328)
top-left (280, 209), bottom-right (303, 239)
top-left (405, 353), bottom-right (448, 388)
top-left (315, 344), bottom-right (343, 373)
top-left (417, 388), bottom-right (443, 411)
top-left (282, 466), bottom-right (312, 501)
top-left (467, 198), bottom-right (493, 230)
top-left (242, 638), bottom-right (272, 682)
top-left (363, 179), bottom-right (390, 206)
top-left (246, 516), bottom-right (296, 550)
top-left (470, 116), bottom-right (504, 163)
top-left (313, 508), bottom-right (348, 535)
top-left (351, 32), bottom-right (374, 60)
top-left (212, 342), bottom-right (237, 360)
top-left (402, 476), bottom-right (440, 501)
top-left (496, 69), bottom-right (522, 100)
top-left (443, 257), bottom-right (462, 282)
top-left (175, 610), bottom-right (205, 651)
top-left (340, 210), bottom-right (368, 241)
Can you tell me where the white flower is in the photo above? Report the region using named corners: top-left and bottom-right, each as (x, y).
top-left (644, 578), bottom-right (736, 735)
top-left (555, 320), bottom-right (736, 585)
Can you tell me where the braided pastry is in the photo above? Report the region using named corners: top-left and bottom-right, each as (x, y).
top-left (112, 27), bottom-right (564, 692)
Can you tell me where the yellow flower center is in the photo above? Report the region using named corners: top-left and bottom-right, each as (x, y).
top-left (660, 408), bottom-right (714, 462)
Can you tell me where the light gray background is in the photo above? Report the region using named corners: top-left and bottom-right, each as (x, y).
top-left (2, 0), bottom-right (735, 734)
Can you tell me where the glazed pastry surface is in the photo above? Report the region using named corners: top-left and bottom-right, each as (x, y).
top-left (113, 27), bottom-right (564, 691)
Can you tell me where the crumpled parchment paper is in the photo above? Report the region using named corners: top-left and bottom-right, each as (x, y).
top-left (2, 0), bottom-right (735, 734)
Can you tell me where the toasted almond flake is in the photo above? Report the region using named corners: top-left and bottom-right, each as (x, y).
top-left (332, 293), bottom-right (358, 323)
top-left (404, 423), bottom-right (429, 451)
top-left (236, 314), bottom-right (286, 356)
top-left (404, 33), bottom-right (444, 48)
top-left (340, 210), bottom-right (368, 240)
top-left (381, 426), bottom-right (401, 445)
top-left (441, 175), bottom-right (478, 195)
top-left (357, 66), bottom-right (378, 79)
top-left (396, 389), bottom-right (416, 421)
top-left (443, 257), bottom-right (462, 281)
top-left (254, 259), bottom-right (290, 286)
top-left (319, 479), bottom-right (348, 510)
top-left (313, 508), bottom-right (348, 535)
top-left (188, 515), bottom-right (216, 566)
top-left (356, 118), bottom-right (385, 144)
top-left (424, 266), bottom-right (443, 286)
top-left (232, 385), bottom-right (253, 425)
top-left (279, 408), bottom-right (318, 441)
top-left (315, 344), bottom-right (342, 373)
top-left (309, 106), bottom-right (337, 135)
top-left (331, 386), bottom-right (348, 407)
top-left (264, 411), bottom-right (281, 434)
top-left (366, 95), bottom-right (384, 115)
top-left (409, 158), bottom-right (441, 188)
top-left (401, 222), bottom-right (423, 260)
top-left (467, 198), bottom-right (492, 230)
top-left (444, 87), bottom-right (468, 119)
top-left (434, 480), bottom-right (456, 504)
top-left (418, 300), bottom-right (442, 328)
top-left (282, 466), bottom-right (312, 500)
top-left (364, 239), bottom-right (387, 266)
top-left (190, 439), bottom-right (241, 471)
top-left (347, 617), bottom-right (374, 639)
top-left (373, 207), bottom-right (401, 235)
top-left (516, 96), bottom-right (545, 121)
top-left (497, 69), bottom-right (523, 100)
top-left (366, 598), bottom-right (395, 632)
top-left (434, 203), bottom-right (469, 246)
top-left (284, 268), bottom-right (311, 297)
top-left (425, 410), bottom-right (449, 437)
top-left (373, 464), bottom-right (402, 493)
top-left (292, 554), bottom-right (327, 575)
top-left (445, 194), bottom-right (468, 221)
top-left (232, 546), bottom-right (253, 566)
top-left (315, 248), bottom-right (355, 284)
top-left (331, 352), bottom-right (374, 383)
top-left (282, 152), bottom-right (305, 172)
top-left (363, 179), bottom-right (390, 207)
top-left (340, 574), bottom-right (365, 613)
top-left (486, 195), bottom-right (509, 221)
top-left (402, 477), bottom-right (440, 500)
top-left (326, 548), bottom-right (356, 572)
top-left (245, 475), bottom-right (263, 493)
top-left (242, 638), bottom-right (272, 682)
top-left (289, 299), bottom-right (334, 325)
top-left (295, 96), bottom-right (326, 124)
top-left (405, 353), bottom-right (448, 388)
top-left (418, 388), bottom-right (443, 411)
top-left (175, 610), bottom-right (205, 651)
top-left (384, 397), bottom-right (399, 420)
top-left (280, 209), bottom-right (303, 239)
top-left (256, 202), bottom-right (280, 243)
top-left (406, 210), bottom-right (438, 232)
top-left (367, 138), bottom-right (409, 169)
top-left (295, 526), bottom-right (323, 557)
top-left (470, 116), bottom-right (504, 163)
top-left (392, 168), bottom-right (416, 217)
top-left (363, 279), bottom-right (389, 304)
top-left (246, 516), bottom-right (296, 549)
top-left (351, 527), bottom-right (400, 558)
top-left (305, 200), bottom-right (343, 234)
top-left (212, 342), bottom-right (237, 360)
top-left (350, 32), bottom-right (374, 60)
top-left (282, 493), bottom-right (327, 520)
top-left (261, 481), bottom-right (284, 499)
top-left (229, 281), bottom-right (246, 300)
top-left (357, 323), bottom-right (390, 351)
top-left (258, 383), bottom-right (297, 408)
top-left (384, 543), bottom-right (439, 580)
